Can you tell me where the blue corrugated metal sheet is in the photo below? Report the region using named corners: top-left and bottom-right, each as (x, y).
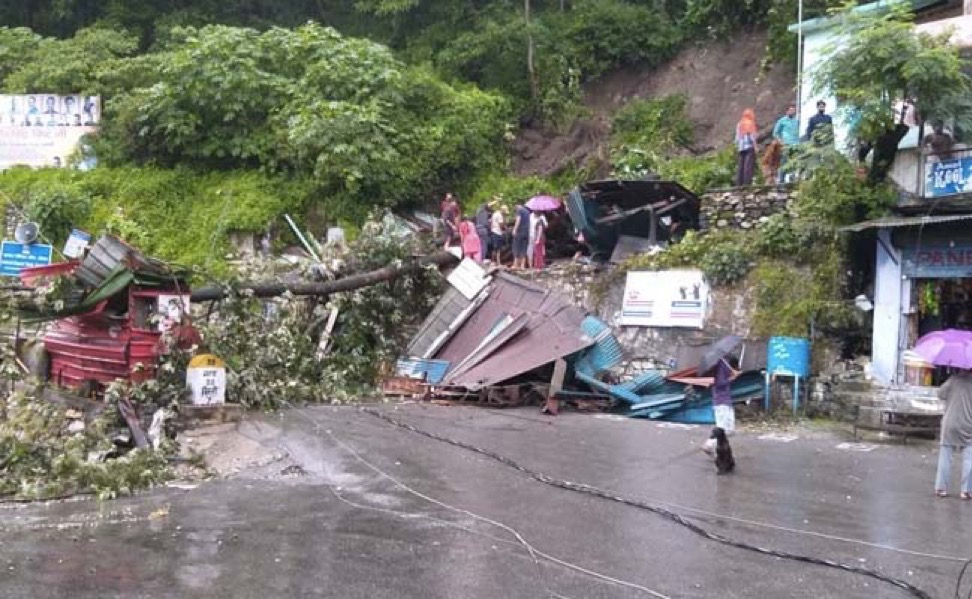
top-left (620, 370), bottom-right (667, 394)
top-left (574, 371), bottom-right (644, 404)
top-left (574, 316), bottom-right (624, 376)
top-left (397, 358), bottom-right (451, 384)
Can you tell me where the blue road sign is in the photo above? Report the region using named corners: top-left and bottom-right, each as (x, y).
top-left (0, 241), bottom-right (53, 277)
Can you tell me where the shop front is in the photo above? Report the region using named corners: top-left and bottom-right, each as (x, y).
top-left (865, 216), bottom-right (972, 386)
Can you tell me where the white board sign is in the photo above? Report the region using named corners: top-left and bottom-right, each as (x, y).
top-left (447, 258), bottom-right (490, 300)
top-left (620, 270), bottom-right (708, 328)
top-left (63, 228), bottom-right (91, 259)
top-left (187, 354), bottom-right (226, 406)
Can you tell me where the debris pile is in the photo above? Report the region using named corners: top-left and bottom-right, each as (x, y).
top-left (0, 380), bottom-right (176, 500)
top-left (565, 179), bottom-right (701, 261)
top-left (12, 234), bottom-right (194, 391)
top-left (394, 259), bottom-right (763, 422)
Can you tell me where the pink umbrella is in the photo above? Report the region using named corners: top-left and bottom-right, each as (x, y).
top-left (526, 195), bottom-right (561, 211)
top-left (913, 329), bottom-right (972, 369)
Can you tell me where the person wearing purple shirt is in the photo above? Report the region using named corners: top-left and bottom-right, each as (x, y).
top-left (713, 358), bottom-right (738, 434)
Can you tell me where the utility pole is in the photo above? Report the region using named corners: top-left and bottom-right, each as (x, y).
top-left (796, 0), bottom-right (804, 125)
top-left (965, 0), bottom-right (972, 16)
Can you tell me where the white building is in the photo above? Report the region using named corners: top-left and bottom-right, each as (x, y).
top-left (792, 0), bottom-right (972, 387)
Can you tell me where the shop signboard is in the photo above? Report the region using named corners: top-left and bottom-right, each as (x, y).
top-left (620, 269), bottom-right (708, 328)
top-left (926, 156), bottom-right (972, 198)
top-left (902, 245), bottom-right (972, 278)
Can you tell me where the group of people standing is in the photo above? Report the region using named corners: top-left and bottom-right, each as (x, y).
top-left (733, 100), bottom-right (834, 186)
top-left (441, 194), bottom-right (549, 270)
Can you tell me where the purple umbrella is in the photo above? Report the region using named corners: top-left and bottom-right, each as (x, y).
top-left (526, 195), bottom-right (561, 212)
top-left (913, 329), bottom-right (972, 368)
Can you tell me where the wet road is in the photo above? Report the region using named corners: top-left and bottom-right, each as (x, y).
top-left (2, 403), bottom-right (972, 598)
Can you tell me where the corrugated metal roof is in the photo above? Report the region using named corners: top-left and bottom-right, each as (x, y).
top-left (406, 285), bottom-right (473, 357)
top-left (840, 213), bottom-right (972, 232)
top-left (438, 273), bottom-right (594, 389)
top-left (573, 316), bottom-right (624, 376)
top-left (396, 358), bottom-right (451, 384)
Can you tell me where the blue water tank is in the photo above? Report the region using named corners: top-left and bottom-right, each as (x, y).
top-left (767, 336), bottom-right (811, 377)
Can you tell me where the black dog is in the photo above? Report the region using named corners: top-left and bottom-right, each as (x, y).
top-left (710, 427), bottom-right (735, 475)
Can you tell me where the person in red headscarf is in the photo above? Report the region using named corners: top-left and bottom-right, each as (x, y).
top-left (735, 109), bottom-right (758, 186)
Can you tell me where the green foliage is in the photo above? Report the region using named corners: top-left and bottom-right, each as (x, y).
top-left (609, 94), bottom-right (735, 193)
top-left (0, 167), bottom-right (317, 271)
top-left (814, 1), bottom-right (972, 144)
top-left (612, 95), bottom-right (695, 150)
top-left (464, 169), bottom-right (585, 213)
top-left (623, 229), bottom-right (756, 286)
top-left (681, 0), bottom-right (772, 37)
top-left (545, 1), bottom-right (682, 80)
top-left (657, 148), bottom-right (736, 192)
top-left (764, 0), bottom-right (846, 67)
top-left (430, 1), bottom-right (681, 116)
top-left (96, 24), bottom-right (509, 209)
top-left (0, 383), bottom-right (172, 500)
top-left (21, 185), bottom-right (92, 249)
top-left (199, 216), bottom-right (442, 408)
top-left (750, 250), bottom-right (856, 338)
top-left (3, 26), bottom-right (140, 94)
top-left (0, 28), bottom-right (44, 83)
top-left (789, 145), bottom-right (895, 226)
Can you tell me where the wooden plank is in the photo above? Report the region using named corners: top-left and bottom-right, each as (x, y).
top-left (550, 358), bottom-right (567, 395)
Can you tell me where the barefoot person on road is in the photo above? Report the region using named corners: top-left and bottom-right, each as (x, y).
top-left (935, 369), bottom-right (972, 499)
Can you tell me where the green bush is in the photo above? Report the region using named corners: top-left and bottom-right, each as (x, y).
top-left (623, 229), bottom-right (755, 286)
top-left (612, 95), bottom-right (694, 149)
top-left (0, 167), bottom-right (319, 272)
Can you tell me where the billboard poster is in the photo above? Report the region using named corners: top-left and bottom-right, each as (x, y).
top-left (620, 270), bottom-right (709, 329)
top-left (0, 94), bottom-right (100, 170)
top-left (926, 156), bottom-right (972, 198)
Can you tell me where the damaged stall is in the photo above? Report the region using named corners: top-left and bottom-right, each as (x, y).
top-left (565, 179), bottom-right (701, 262)
top-left (15, 235), bottom-right (197, 393)
top-left (398, 259), bottom-right (764, 419)
top-left (402, 260), bottom-right (599, 404)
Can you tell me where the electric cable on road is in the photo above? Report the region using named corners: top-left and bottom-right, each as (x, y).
top-left (362, 407), bottom-right (944, 599)
top-left (272, 401), bottom-right (671, 598)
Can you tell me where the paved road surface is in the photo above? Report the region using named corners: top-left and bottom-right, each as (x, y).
top-left (2, 404), bottom-right (971, 598)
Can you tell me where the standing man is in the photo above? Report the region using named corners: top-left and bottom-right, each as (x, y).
top-left (805, 100), bottom-right (833, 146)
top-left (440, 193), bottom-right (459, 250)
top-left (490, 204), bottom-right (507, 264)
top-left (773, 104), bottom-right (800, 183)
top-left (511, 203), bottom-right (531, 270)
top-left (475, 200), bottom-right (493, 263)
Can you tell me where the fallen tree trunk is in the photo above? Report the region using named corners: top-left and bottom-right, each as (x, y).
top-left (189, 251), bottom-right (459, 302)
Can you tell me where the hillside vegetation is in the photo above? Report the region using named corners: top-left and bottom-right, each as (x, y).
top-left (0, 0), bottom-right (846, 267)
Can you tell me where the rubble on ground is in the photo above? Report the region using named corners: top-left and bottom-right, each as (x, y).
top-left (390, 258), bottom-right (764, 423)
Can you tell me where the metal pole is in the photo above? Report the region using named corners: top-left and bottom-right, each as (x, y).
top-left (796, 0), bottom-right (804, 125)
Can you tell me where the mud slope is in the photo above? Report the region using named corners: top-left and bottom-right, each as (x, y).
top-left (513, 30), bottom-right (796, 177)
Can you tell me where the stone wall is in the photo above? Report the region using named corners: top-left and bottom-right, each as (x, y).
top-left (526, 262), bottom-right (759, 373)
top-left (526, 261), bottom-right (843, 413)
top-left (699, 185), bottom-right (794, 231)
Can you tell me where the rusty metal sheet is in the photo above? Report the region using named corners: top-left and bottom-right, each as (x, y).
top-left (382, 376), bottom-right (428, 397)
top-left (406, 285), bottom-right (474, 357)
top-left (439, 273), bottom-right (593, 390)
